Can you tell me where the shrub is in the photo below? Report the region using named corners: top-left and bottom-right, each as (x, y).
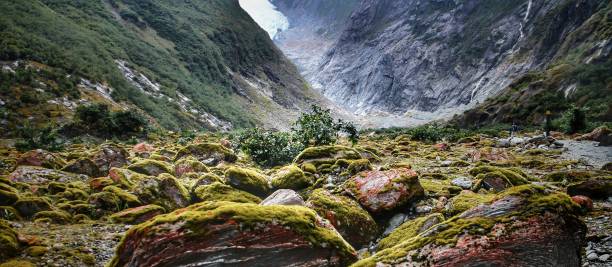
top-left (15, 124), bottom-right (64, 152)
top-left (67, 104), bottom-right (147, 138)
top-left (552, 106), bottom-right (588, 134)
top-left (233, 128), bottom-right (304, 167)
top-left (293, 105), bottom-right (359, 146)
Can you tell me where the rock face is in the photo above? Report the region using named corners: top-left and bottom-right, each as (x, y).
top-left (273, 0), bottom-right (605, 126)
top-left (345, 168), bottom-right (424, 214)
top-left (109, 202), bottom-right (357, 267)
top-left (355, 185), bottom-right (586, 266)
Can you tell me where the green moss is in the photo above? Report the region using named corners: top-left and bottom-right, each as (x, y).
top-left (127, 159), bottom-right (173, 176)
top-left (88, 177), bottom-right (115, 191)
top-left (469, 166), bottom-right (529, 187)
top-left (47, 181), bottom-right (68, 194)
top-left (378, 213), bottom-right (445, 250)
top-left (301, 162), bottom-right (317, 173)
top-left (419, 179), bottom-right (462, 197)
top-left (224, 167), bottom-right (270, 197)
top-left (445, 190), bottom-right (494, 216)
top-left (193, 182), bottom-right (261, 204)
top-left (0, 189), bottom-right (18, 206)
top-left (25, 245), bottom-right (48, 256)
top-left (133, 173), bottom-right (190, 211)
top-left (420, 173), bottom-right (450, 180)
top-left (57, 187), bottom-right (89, 201)
top-left (174, 157), bottom-right (209, 177)
top-left (0, 260), bottom-right (35, 267)
top-left (450, 160), bottom-right (470, 167)
top-left (109, 201), bottom-right (356, 266)
top-left (103, 186), bottom-right (141, 207)
top-left (345, 159), bottom-right (373, 176)
top-left (306, 189), bottom-right (378, 247)
top-left (88, 192), bottom-right (122, 212)
top-left (294, 145), bottom-right (362, 168)
top-left (541, 170), bottom-right (597, 183)
top-left (13, 197), bottom-right (53, 218)
top-left (33, 209), bottom-right (72, 224)
top-left (174, 143), bottom-right (237, 163)
top-left (271, 165), bottom-right (311, 190)
top-left (109, 204), bottom-right (165, 224)
top-left (0, 220), bottom-right (20, 260)
top-left (0, 206), bottom-right (21, 220)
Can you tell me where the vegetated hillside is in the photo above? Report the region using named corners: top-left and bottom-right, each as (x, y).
top-left (275, 0), bottom-right (609, 123)
top-left (0, 0), bottom-right (321, 137)
top-left (454, 1), bottom-right (612, 128)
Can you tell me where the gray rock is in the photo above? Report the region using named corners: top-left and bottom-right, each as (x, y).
top-left (383, 213), bottom-right (407, 236)
top-left (451, 177), bottom-right (473, 189)
top-left (599, 254), bottom-right (610, 262)
top-left (587, 252), bottom-right (599, 261)
top-left (260, 189), bottom-right (306, 206)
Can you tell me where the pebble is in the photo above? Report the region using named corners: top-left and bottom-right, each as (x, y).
top-left (587, 252), bottom-right (599, 261)
top-left (415, 205), bottom-right (432, 214)
top-left (599, 254), bottom-right (610, 261)
top-left (451, 177), bottom-right (473, 189)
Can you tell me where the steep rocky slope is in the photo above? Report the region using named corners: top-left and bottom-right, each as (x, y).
top-left (0, 0), bottom-right (323, 135)
top-left (273, 0), bottom-right (609, 125)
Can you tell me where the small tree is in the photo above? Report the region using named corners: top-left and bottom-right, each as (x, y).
top-left (568, 107), bottom-right (587, 134)
top-left (293, 105), bottom-right (359, 147)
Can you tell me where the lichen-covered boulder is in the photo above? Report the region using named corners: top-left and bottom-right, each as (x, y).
top-left (224, 167), bottom-right (271, 198)
top-left (91, 144), bottom-right (130, 175)
top-left (16, 149), bottom-right (66, 170)
top-left (107, 167), bottom-right (150, 188)
top-left (0, 220), bottom-right (20, 261)
top-left (261, 189), bottom-right (305, 206)
top-left (13, 197), bottom-right (53, 218)
top-left (294, 146), bottom-right (363, 174)
top-left (270, 165), bottom-right (311, 190)
top-left (469, 166), bottom-right (529, 192)
top-left (127, 159), bottom-right (173, 177)
top-left (345, 168), bottom-right (424, 214)
top-left (8, 166), bottom-right (88, 185)
top-left (444, 190), bottom-right (494, 216)
top-left (354, 185), bottom-right (586, 266)
top-left (306, 189), bottom-right (379, 248)
top-left (192, 182), bottom-right (261, 204)
top-left (419, 179), bottom-right (462, 198)
top-left (62, 158), bottom-right (101, 177)
top-left (190, 173), bottom-right (224, 191)
top-left (377, 213), bottom-right (444, 250)
top-left (133, 173), bottom-right (190, 211)
top-left (108, 202), bottom-right (357, 267)
top-left (174, 143), bottom-right (237, 166)
top-left (109, 204), bottom-right (165, 224)
top-left (102, 186), bottom-right (142, 207)
top-left (174, 157), bottom-right (209, 178)
top-left (566, 178), bottom-right (612, 199)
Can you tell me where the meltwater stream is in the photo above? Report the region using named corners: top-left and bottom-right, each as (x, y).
top-left (239, 0), bottom-right (289, 40)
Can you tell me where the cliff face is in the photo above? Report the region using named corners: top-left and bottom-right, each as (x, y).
top-left (0, 0), bottom-right (322, 134)
top-left (274, 0), bottom-right (608, 124)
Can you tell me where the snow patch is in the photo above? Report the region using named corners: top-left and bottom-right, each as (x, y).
top-left (239, 0), bottom-right (289, 40)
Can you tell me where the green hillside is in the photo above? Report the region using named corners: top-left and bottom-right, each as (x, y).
top-left (0, 0), bottom-right (314, 135)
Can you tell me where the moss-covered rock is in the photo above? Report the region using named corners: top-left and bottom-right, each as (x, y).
top-left (133, 173), bottom-right (190, 211)
top-left (0, 260), bottom-right (34, 267)
top-left (378, 213), bottom-right (445, 250)
top-left (294, 145), bottom-right (363, 168)
top-left (8, 166), bottom-right (88, 185)
top-left (62, 158), bottom-right (101, 178)
top-left (57, 187), bottom-right (89, 201)
top-left (354, 185), bottom-right (585, 266)
top-left (444, 190), bottom-right (495, 216)
top-left (13, 197), bottom-right (53, 218)
top-left (108, 202), bottom-right (357, 266)
top-left (102, 186), bottom-right (141, 207)
top-left (127, 159), bottom-right (173, 177)
top-left (270, 165), bottom-right (311, 191)
top-left (0, 220), bottom-right (20, 260)
top-left (224, 167), bottom-right (270, 197)
top-left (33, 209), bottom-right (72, 224)
top-left (566, 178), bottom-right (612, 199)
top-left (192, 182), bottom-right (261, 204)
top-left (191, 173), bottom-right (224, 191)
top-left (88, 192), bottom-right (122, 213)
top-left (107, 167), bottom-right (151, 189)
top-left (89, 177), bottom-right (115, 191)
top-left (91, 144), bottom-right (130, 176)
top-left (345, 168), bottom-right (424, 214)
top-left (174, 143), bottom-right (237, 166)
top-left (419, 179), bottom-right (462, 197)
top-left (174, 157), bottom-right (209, 178)
top-left (306, 189), bottom-right (379, 248)
top-left (109, 204), bottom-right (165, 224)
top-left (469, 166), bottom-right (529, 192)
top-left (0, 184), bottom-right (18, 206)
top-left (0, 206), bottom-right (21, 221)
top-left (16, 149), bottom-right (65, 169)
top-left (541, 170), bottom-right (597, 183)
top-left (25, 245), bottom-right (48, 257)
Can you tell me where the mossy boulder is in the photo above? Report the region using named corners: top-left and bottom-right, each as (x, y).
top-left (192, 182), bottom-right (261, 204)
top-left (469, 166), bottom-right (529, 192)
top-left (270, 165), bottom-right (311, 191)
top-left (444, 190), bottom-right (495, 216)
top-left (294, 145), bottom-right (363, 168)
top-left (224, 167), bottom-right (271, 198)
top-left (89, 177), bottom-right (115, 191)
top-left (108, 202), bottom-right (357, 266)
top-left (174, 143), bottom-right (237, 166)
top-left (13, 197), bottom-right (53, 218)
top-left (345, 168), bottom-right (424, 214)
top-left (174, 157), bottom-right (209, 178)
top-left (133, 173), bottom-right (190, 211)
top-left (306, 189), bottom-right (379, 248)
top-left (109, 204), bottom-right (166, 224)
top-left (16, 149), bottom-right (66, 170)
top-left (0, 184), bottom-right (18, 206)
top-left (541, 170), bottom-right (597, 183)
top-left (378, 213), bottom-right (444, 250)
top-left (127, 159), bottom-right (173, 177)
top-left (354, 185), bottom-right (585, 266)
top-left (566, 178), bottom-right (612, 199)
top-left (8, 166), bottom-right (88, 185)
top-left (57, 187), bottom-right (89, 201)
top-left (0, 220), bottom-right (20, 261)
top-left (0, 260), bottom-right (35, 267)
top-left (107, 167), bottom-right (151, 189)
top-left (88, 192), bottom-right (122, 213)
top-left (91, 144), bottom-right (130, 176)
top-left (33, 210), bottom-right (72, 224)
top-left (191, 173), bottom-right (224, 192)
top-left (102, 186), bottom-right (141, 207)
top-left (419, 179), bottom-right (462, 198)
top-left (0, 206), bottom-right (21, 220)
top-left (62, 158), bottom-right (102, 178)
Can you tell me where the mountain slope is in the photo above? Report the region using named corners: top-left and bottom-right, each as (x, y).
top-left (273, 0), bottom-right (609, 126)
top-left (0, 0), bottom-right (320, 136)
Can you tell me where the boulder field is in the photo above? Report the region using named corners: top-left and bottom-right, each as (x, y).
top-left (0, 132), bottom-right (610, 266)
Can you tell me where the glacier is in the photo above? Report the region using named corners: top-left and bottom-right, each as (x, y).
top-left (238, 0), bottom-right (289, 40)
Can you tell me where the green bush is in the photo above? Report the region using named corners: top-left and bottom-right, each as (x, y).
top-left (552, 106), bottom-right (588, 134)
top-left (64, 103), bottom-right (147, 138)
top-left (233, 128), bottom-right (304, 167)
top-left (15, 124), bottom-right (64, 152)
top-left (293, 105), bottom-right (359, 146)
